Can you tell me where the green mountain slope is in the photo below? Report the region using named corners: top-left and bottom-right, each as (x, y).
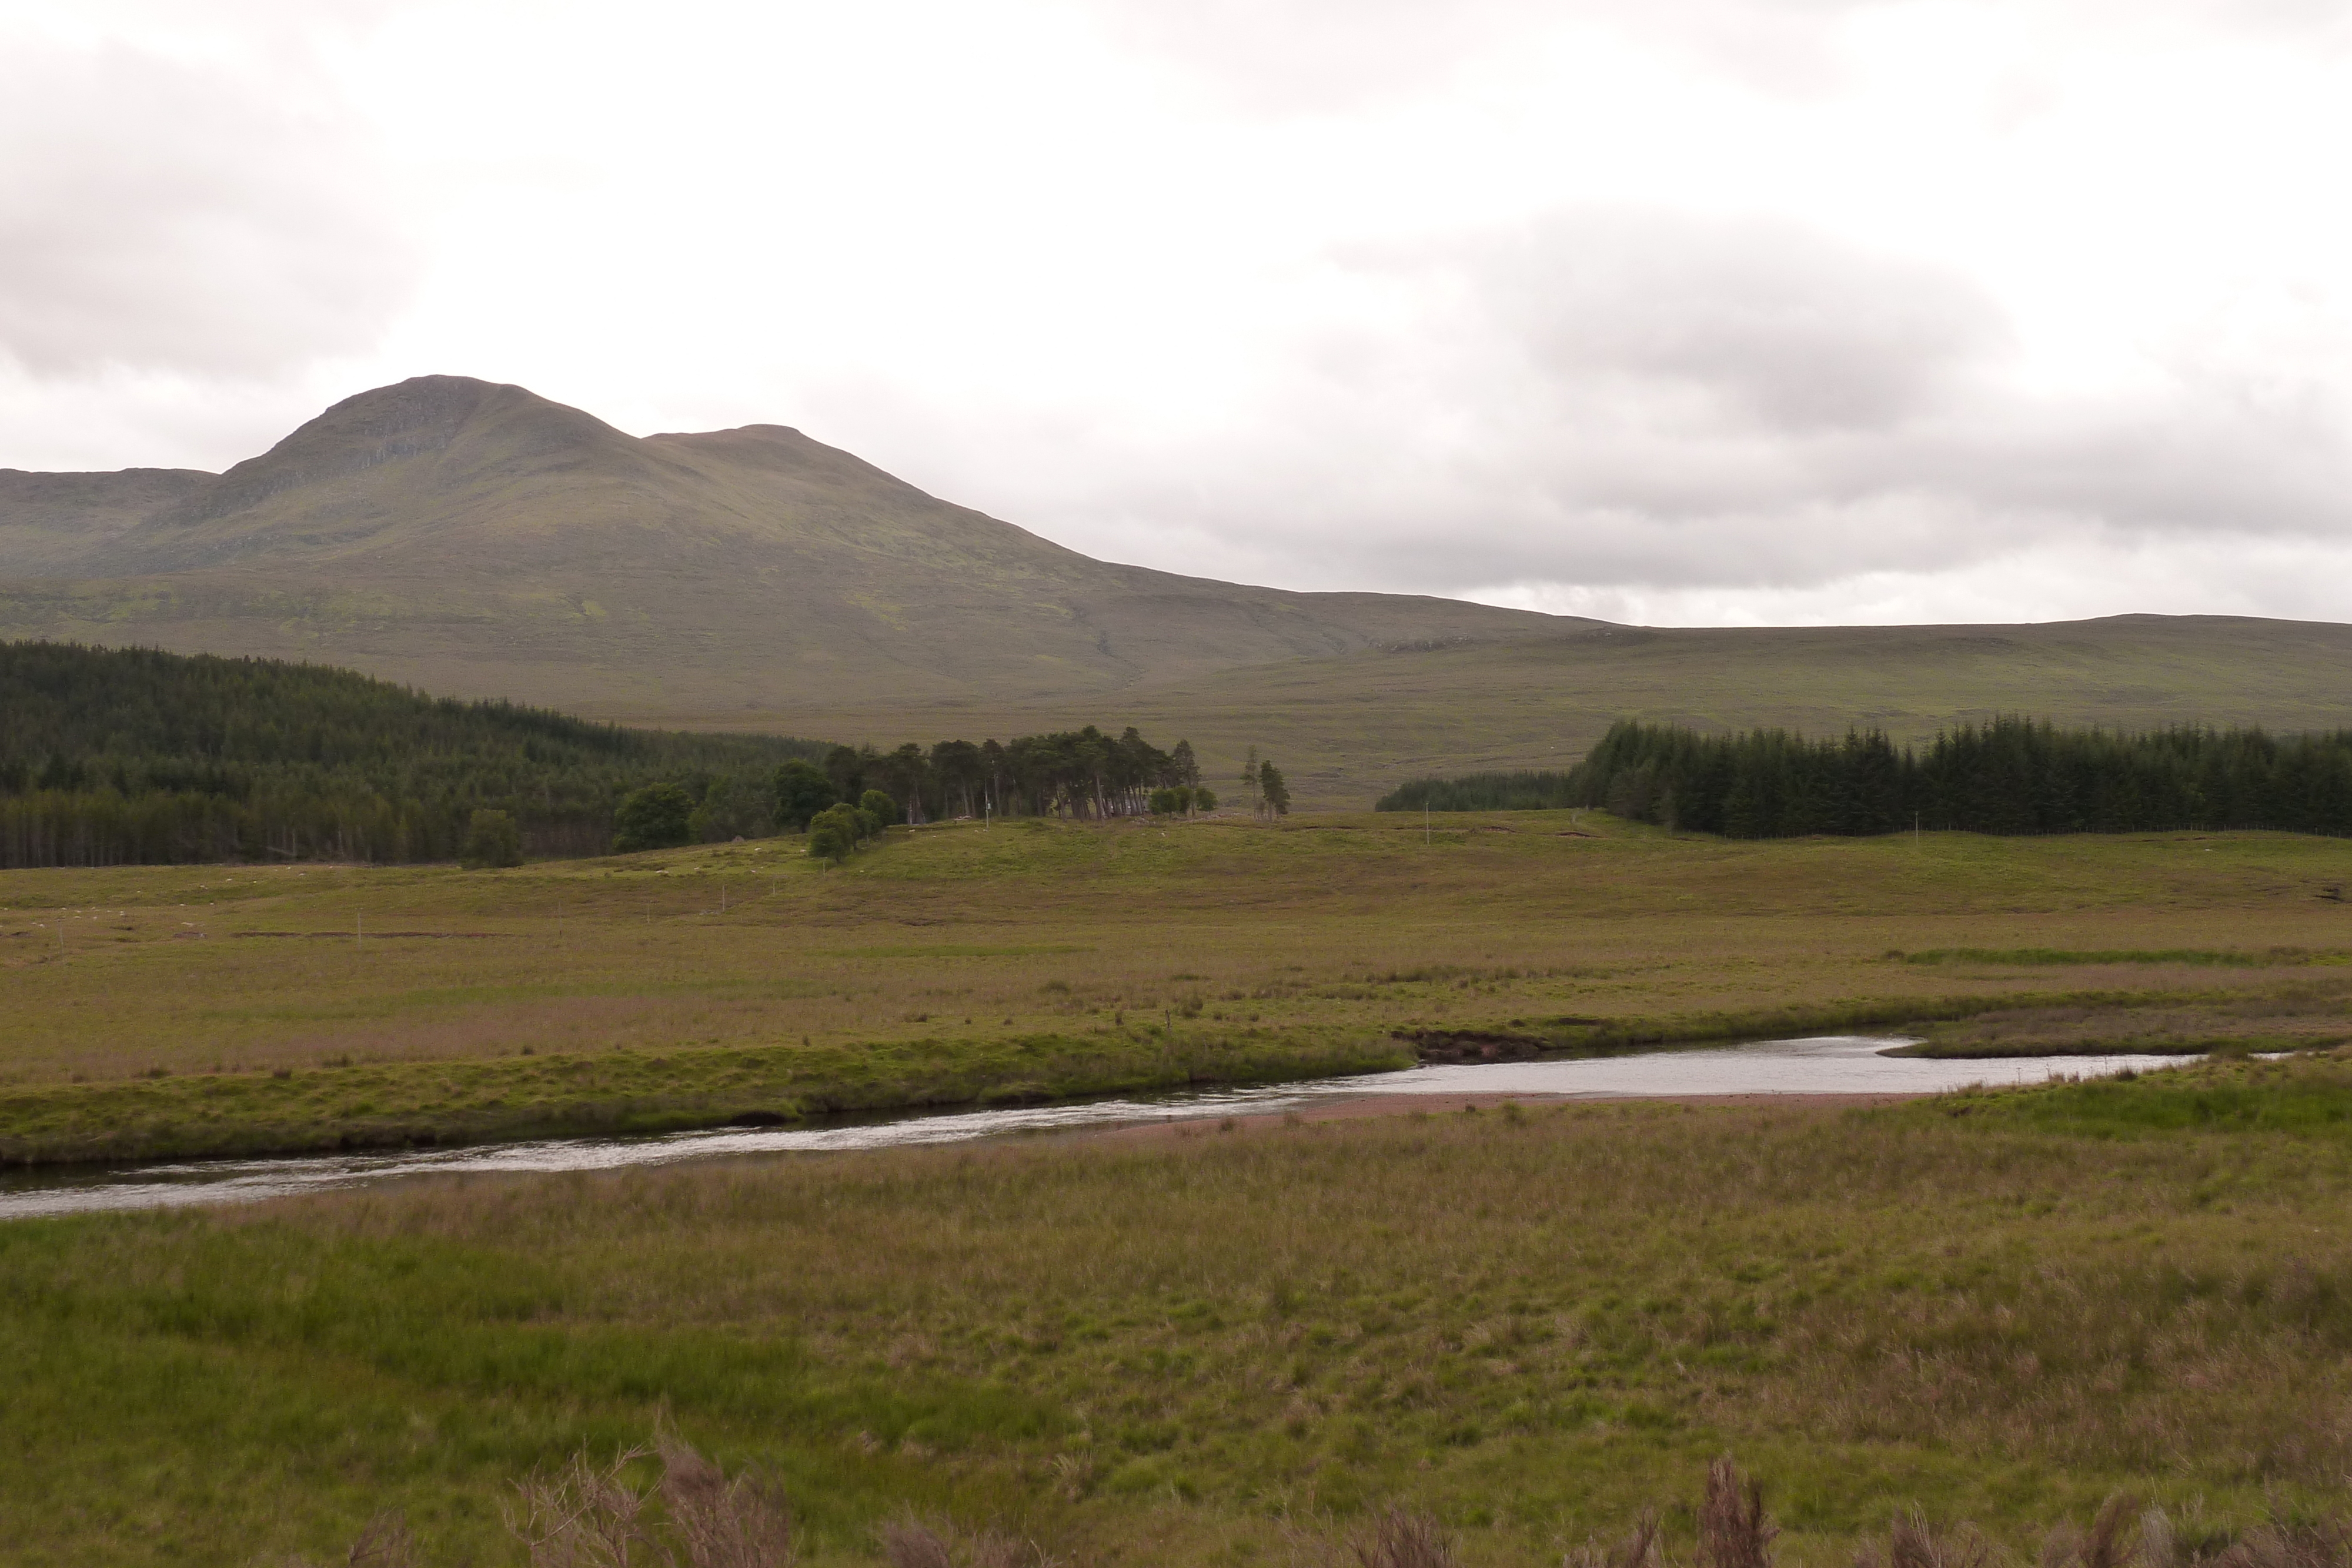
top-left (0, 376), bottom-right (1576, 711)
top-left (0, 468), bottom-right (209, 573)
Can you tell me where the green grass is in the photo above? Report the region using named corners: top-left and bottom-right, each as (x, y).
top-left (0, 1028), bottom-right (1410, 1165)
top-left (5, 813), bottom-right (2350, 1162)
top-left (1922, 1054), bottom-right (2352, 1137)
top-left (11, 1059), bottom-right (2352, 1564)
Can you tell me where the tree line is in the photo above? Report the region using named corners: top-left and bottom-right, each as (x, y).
top-left (1376, 770), bottom-right (1578, 813)
top-left (761, 726), bottom-right (1291, 828)
top-left (0, 641), bottom-right (827, 868)
top-left (600, 728), bottom-right (1289, 865)
top-left (1377, 717), bottom-right (2352, 838)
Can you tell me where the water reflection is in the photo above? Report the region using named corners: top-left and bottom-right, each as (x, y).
top-left (0, 1035), bottom-right (2189, 1220)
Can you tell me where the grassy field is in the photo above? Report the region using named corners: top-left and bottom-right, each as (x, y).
top-left (3, 813), bottom-right (2349, 1164)
top-left (7, 1055), bottom-right (2352, 1566)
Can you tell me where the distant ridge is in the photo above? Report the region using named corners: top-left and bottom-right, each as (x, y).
top-left (0, 376), bottom-right (1581, 712)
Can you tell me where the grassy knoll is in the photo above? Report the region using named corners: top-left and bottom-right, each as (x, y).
top-left (3, 813), bottom-right (2350, 1162)
top-left (10, 1058), bottom-right (2352, 1564)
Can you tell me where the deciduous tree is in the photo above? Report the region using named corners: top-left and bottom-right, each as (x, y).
top-left (772, 760), bottom-right (837, 831)
top-left (613, 783), bottom-right (695, 852)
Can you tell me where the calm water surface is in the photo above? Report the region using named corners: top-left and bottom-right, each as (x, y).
top-left (0, 1035), bottom-right (2189, 1220)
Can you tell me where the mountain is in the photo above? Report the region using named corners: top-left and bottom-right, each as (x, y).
top-left (0, 376), bottom-right (1578, 713)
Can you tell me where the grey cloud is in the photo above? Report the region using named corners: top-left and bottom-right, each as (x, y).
top-left (0, 33), bottom-right (417, 379)
top-left (962, 203), bottom-right (2351, 607)
top-left (1480, 209), bottom-right (2010, 434)
top-left (1399, 211), bottom-right (2351, 588)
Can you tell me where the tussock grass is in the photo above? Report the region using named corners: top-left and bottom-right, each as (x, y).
top-left (500, 1435), bottom-right (796, 1568)
top-left (12, 1060), bottom-right (2352, 1564)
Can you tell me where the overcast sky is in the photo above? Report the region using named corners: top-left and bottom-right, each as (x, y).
top-left (5, 0), bottom-right (2351, 626)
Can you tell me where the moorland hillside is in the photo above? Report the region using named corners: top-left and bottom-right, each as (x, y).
top-left (731, 612), bottom-right (2352, 805)
top-left (0, 376), bottom-right (1575, 713)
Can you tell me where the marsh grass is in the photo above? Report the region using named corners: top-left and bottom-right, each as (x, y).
top-left (1918, 1054), bottom-right (2352, 1136)
top-left (1348, 1507), bottom-right (1458, 1568)
top-left (4, 817), bottom-right (2351, 1159)
top-left (1902, 979), bottom-right (2352, 1058)
top-left (0, 1025), bottom-right (1411, 1164)
top-left (13, 1061), bottom-right (2352, 1564)
top-left (1698, 1459), bottom-right (1777, 1568)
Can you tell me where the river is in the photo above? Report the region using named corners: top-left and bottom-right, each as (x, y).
top-left (0, 1035), bottom-right (2191, 1220)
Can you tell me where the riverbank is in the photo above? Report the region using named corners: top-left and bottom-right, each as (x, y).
top-left (0, 1027), bottom-right (1409, 1167)
top-left (1076, 1086), bottom-right (1935, 1146)
top-left (0, 997), bottom-right (2202, 1169)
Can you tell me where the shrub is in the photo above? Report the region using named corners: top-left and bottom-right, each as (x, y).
top-left (807, 801), bottom-right (875, 863)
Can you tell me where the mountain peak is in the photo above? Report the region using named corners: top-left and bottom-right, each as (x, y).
top-left (129, 376), bottom-right (643, 553)
top-left (236, 375), bottom-right (627, 482)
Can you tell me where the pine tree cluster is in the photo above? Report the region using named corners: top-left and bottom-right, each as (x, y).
top-left (1379, 717), bottom-right (2352, 838)
top-left (0, 641), bottom-right (827, 867)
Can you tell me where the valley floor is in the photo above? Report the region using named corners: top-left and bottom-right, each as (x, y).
top-left (1, 812), bottom-right (2349, 1164)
